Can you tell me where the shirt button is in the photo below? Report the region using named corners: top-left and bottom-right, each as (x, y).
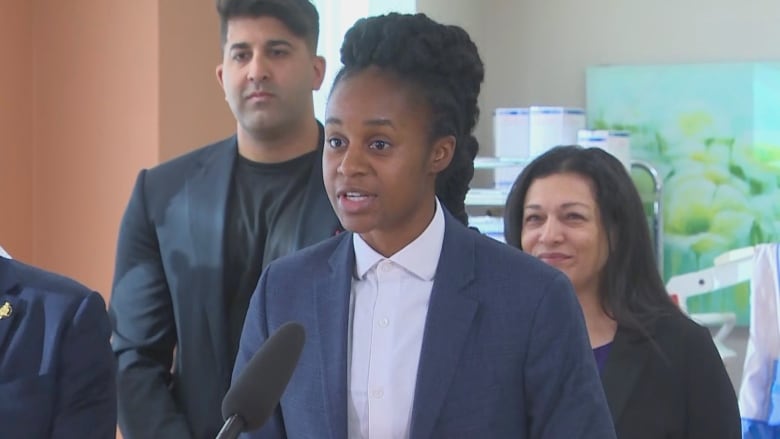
top-left (380, 261), bottom-right (392, 272)
top-left (378, 318), bottom-right (389, 328)
top-left (370, 388), bottom-right (384, 399)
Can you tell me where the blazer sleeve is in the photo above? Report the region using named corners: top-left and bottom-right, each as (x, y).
top-left (683, 321), bottom-right (741, 439)
top-left (234, 267), bottom-right (287, 439)
top-left (51, 291), bottom-right (117, 439)
top-left (523, 272), bottom-right (617, 439)
top-left (109, 170), bottom-right (192, 439)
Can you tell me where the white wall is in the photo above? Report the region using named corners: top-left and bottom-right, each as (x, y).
top-left (416, 0), bottom-right (491, 153)
top-left (416, 0), bottom-right (483, 38)
top-left (424, 0), bottom-right (780, 156)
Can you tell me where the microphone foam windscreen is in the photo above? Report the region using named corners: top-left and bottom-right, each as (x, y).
top-left (221, 321), bottom-right (306, 431)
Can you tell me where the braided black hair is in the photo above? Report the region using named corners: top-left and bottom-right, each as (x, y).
top-left (333, 13), bottom-right (484, 225)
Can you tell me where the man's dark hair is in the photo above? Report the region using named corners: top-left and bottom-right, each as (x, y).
top-left (504, 145), bottom-right (682, 337)
top-left (332, 13), bottom-right (485, 226)
top-left (216, 0), bottom-right (319, 52)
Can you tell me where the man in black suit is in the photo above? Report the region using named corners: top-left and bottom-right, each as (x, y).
top-left (108, 1), bottom-right (340, 438)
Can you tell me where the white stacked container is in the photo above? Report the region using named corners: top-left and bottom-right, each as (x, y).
top-left (577, 129), bottom-right (632, 171)
top-left (529, 106), bottom-right (586, 157)
top-left (492, 107), bottom-right (529, 188)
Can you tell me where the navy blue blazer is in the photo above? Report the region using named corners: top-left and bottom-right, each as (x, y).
top-left (234, 210), bottom-right (617, 438)
top-left (0, 256), bottom-right (116, 438)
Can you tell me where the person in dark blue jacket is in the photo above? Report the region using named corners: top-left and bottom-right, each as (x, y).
top-left (0, 254), bottom-right (116, 438)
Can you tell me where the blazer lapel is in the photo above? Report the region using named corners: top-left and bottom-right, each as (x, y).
top-left (315, 234), bottom-right (354, 439)
top-left (410, 216), bottom-right (479, 439)
top-left (0, 259), bottom-right (21, 352)
top-left (186, 138), bottom-right (236, 378)
top-left (601, 326), bottom-right (651, 424)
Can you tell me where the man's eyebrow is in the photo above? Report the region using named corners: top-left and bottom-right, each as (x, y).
top-left (266, 39), bottom-right (293, 48)
top-left (228, 42), bottom-right (251, 51)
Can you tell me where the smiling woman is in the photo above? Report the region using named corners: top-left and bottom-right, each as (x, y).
top-left (504, 145), bottom-right (741, 439)
top-left (521, 172), bottom-right (610, 303)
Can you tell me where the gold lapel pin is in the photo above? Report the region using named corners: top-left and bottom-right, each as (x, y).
top-left (0, 301), bottom-right (12, 319)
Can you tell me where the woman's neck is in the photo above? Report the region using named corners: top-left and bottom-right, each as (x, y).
top-left (576, 287), bottom-right (617, 348)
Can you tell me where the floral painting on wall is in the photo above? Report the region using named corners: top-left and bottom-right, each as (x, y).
top-left (587, 62), bottom-right (780, 324)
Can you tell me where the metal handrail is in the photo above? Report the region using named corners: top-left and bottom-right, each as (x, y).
top-left (630, 160), bottom-right (664, 276)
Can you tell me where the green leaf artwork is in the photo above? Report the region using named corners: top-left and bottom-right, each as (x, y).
top-left (587, 63), bottom-right (780, 325)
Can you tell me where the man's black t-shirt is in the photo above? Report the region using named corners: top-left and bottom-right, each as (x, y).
top-left (223, 148), bottom-right (319, 362)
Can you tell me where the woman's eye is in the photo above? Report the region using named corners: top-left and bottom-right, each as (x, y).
top-left (370, 140), bottom-right (389, 150)
top-left (524, 215), bottom-right (541, 224)
top-left (328, 138), bottom-right (344, 148)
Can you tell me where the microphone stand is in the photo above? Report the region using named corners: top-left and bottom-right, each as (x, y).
top-left (215, 414), bottom-right (246, 439)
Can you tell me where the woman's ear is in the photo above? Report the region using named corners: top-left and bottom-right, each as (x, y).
top-left (429, 135), bottom-right (456, 174)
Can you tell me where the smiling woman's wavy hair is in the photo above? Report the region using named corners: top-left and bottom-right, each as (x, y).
top-left (331, 13), bottom-right (484, 225)
top-left (504, 145), bottom-right (681, 336)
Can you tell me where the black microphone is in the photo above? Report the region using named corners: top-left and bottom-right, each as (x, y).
top-left (216, 321), bottom-right (306, 439)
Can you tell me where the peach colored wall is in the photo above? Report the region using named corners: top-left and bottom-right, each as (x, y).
top-left (158, 0), bottom-right (235, 161)
top-left (0, 2), bottom-right (34, 262)
top-left (2, 1), bottom-right (234, 297)
top-left (2, 2), bottom-right (232, 436)
top-left (32, 0), bottom-right (159, 296)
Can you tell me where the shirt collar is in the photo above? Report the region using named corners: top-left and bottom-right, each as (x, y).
top-left (353, 198), bottom-right (445, 281)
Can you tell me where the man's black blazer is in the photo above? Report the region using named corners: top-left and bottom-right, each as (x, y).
top-left (109, 134), bottom-right (340, 439)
